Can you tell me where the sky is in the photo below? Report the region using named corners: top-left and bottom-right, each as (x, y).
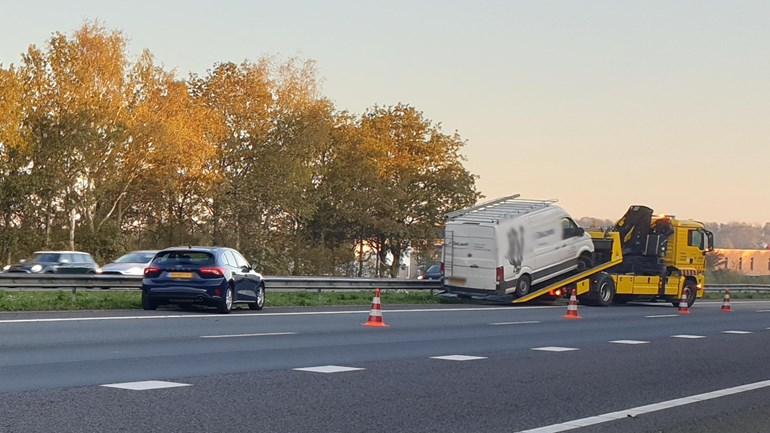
top-left (2, 0), bottom-right (769, 223)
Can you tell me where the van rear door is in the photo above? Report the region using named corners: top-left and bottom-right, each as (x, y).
top-left (444, 224), bottom-right (497, 291)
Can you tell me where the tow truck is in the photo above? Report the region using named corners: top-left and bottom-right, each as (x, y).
top-left (441, 204), bottom-right (714, 307)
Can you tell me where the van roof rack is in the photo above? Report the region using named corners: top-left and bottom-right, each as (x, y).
top-left (445, 194), bottom-right (557, 223)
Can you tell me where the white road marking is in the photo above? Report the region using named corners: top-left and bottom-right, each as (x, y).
top-left (757, 310), bottom-right (770, 312)
top-left (490, 321), bottom-right (541, 326)
top-left (722, 330), bottom-right (752, 334)
top-left (531, 346), bottom-right (579, 352)
top-left (430, 355), bottom-right (487, 361)
top-left (609, 340), bottom-right (650, 345)
top-left (515, 379), bottom-right (770, 433)
top-left (200, 332), bottom-right (296, 338)
top-left (101, 380), bottom-right (191, 391)
top-left (0, 305), bottom-right (561, 324)
top-left (645, 314), bottom-right (679, 318)
top-left (671, 334), bottom-right (706, 339)
top-left (293, 365), bottom-right (365, 374)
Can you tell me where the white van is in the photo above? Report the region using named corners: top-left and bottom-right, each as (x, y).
top-left (442, 195), bottom-right (594, 298)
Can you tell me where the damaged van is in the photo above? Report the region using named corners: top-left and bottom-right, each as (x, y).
top-left (442, 195), bottom-right (594, 299)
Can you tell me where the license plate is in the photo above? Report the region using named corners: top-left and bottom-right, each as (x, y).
top-left (168, 272), bottom-right (194, 280)
top-left (446, 277), bottom-right (466, 286)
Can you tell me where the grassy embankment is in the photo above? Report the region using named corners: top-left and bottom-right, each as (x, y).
top-left (0, 290), bottom-right (438, 312)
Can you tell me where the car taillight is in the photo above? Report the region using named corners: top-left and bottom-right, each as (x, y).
top-left (144, 267), bottom-right (161, 278)
top-left (440, 262), bottom-right (445, 274)
top-left (199, 267), bottom-right (225, 278)
top-left (496, 266), bottom-right (504, 284)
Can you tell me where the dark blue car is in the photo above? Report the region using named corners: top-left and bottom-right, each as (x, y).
top-left (141, 247), bottom-right (264, 314)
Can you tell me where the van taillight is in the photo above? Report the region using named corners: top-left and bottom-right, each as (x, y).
top-left (143, 267), bottom-right (161, 278)
top-left (496, 266), bottom-right (504, 284)
top-left (199, 267), bottom-right (225, 278)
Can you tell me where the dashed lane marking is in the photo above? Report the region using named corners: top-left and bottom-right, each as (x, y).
top-left (722, 330), bottom-right (752, 334)
top-left (293, 365), bottom-right (365, 374)
top-left (0, 305), bottom-right (561, 324)
top-left (430, 355), bottom-right (487, 361)
top-left (645, 314), bottom-right (679, 318)
top-left (609, 340), bottom-right (650, 345)
top-left (490, 321), bottom-right (541, 326)
top-left (515, 379), bottom-right (770, 433)
top-left (200, 332), bottom-right (296, 338)
top-left (101, 380), bottom-right (191, 391)
top-left (671, 334), bottom-right (706, 339)
top-left (531, 346), bottom-right (579, 352)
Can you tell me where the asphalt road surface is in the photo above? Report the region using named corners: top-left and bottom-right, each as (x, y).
top-left (1, 300), bottom-right (770, 433)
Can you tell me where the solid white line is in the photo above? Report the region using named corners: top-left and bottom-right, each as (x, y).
top-left (515, 379), bottom-right (770, 433)
top-left (490, 321), bottom-right (541, 326)
top-left (645, 314), bottom-right (679, 318)
top-left (0, 305), bottom-right (560, 324)
top-left (200, 332), bottom-right (296, 339)
top-left (101, 380), bottom-right (191, 391)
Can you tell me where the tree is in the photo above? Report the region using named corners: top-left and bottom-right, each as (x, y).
top-left (358, 104), bottom-right (479, 277)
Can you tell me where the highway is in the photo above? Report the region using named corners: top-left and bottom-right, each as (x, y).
top-left (1, 300), bottom-right (770, 432)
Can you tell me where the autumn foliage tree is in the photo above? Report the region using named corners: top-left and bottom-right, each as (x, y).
top-left (0, 23), bottom-right (479, 276)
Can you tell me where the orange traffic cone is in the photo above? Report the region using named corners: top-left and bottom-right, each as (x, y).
top-left (678, 291), bottom-right (690, 315)
top-left (363, 288), bottom-right (389, 327)
top-left (563, 288), bottom-right (581, 320)
top-left (721, 289), bottom-right (732, 313)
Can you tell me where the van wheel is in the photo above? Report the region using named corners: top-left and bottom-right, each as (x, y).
top-left (577, 253), bottom-right (593, 271)
top-left (514, 276), bottom-right (531, 298)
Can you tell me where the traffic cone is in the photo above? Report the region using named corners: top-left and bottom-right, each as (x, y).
top-left (363, 288), bottom-right (389, 327)
top-left (678, 291), bottom-right (690, 315)
top-left (563, 288), bottom-right (581, 320)
top-left (721, 289), bottom-right (732, 313)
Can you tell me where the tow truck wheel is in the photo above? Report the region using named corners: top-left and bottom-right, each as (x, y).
top-left (684, 282), bottom-right (697, 307)
top-left (584, 272), bottom-right (615, 306)
top-left (514, 275), bottom-right (531, 298)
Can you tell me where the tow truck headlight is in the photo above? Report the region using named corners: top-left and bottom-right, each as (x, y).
top-left (30, 264), bottom-right (43, 273)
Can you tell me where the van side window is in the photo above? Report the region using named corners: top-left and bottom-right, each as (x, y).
top-left (561, 218), bottom-right (579, 239)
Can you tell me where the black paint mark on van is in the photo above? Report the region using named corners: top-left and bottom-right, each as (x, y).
top-left (506, 227), bottom-right (524, 274)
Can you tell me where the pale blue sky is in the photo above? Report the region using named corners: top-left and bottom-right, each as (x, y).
top-left (2, 1), bottom-right (769, 222)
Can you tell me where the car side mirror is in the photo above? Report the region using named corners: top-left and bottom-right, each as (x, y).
top-left (577, 227), bottom-right (585, 236)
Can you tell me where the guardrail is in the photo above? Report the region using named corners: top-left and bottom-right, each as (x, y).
top-left (0, 273), bottom-right (767, 294)
top-left (0, 273), bottom-right (443, 292)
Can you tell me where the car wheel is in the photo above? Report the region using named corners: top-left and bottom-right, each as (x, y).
top-left (513, 275), bottom-right (531, 298)
top-left (249, 285), bottom-right (265, 311)
top-left (217, 286), bottom-right (233, 314)
top-left (141, 291), bottom-right (156, 310)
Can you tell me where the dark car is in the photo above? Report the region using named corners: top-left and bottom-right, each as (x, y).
top-left (5, 251), bottom-right (100, 274)
top-left (141, 247), bottom-right (264, 314)
top-left (418, 264), bottom-right (443, 280)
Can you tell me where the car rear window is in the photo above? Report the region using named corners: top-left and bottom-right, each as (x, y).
top-left (152, 251), bottom-right (215, 266)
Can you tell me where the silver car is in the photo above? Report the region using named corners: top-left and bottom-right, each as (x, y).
top-left (101, 250), bottom-right (159, 276)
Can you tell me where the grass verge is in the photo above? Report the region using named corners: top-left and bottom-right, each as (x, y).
top-left (0, 290), bottom-right (767, 312)
top-left (0, 290), bottom-right (439, 312)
